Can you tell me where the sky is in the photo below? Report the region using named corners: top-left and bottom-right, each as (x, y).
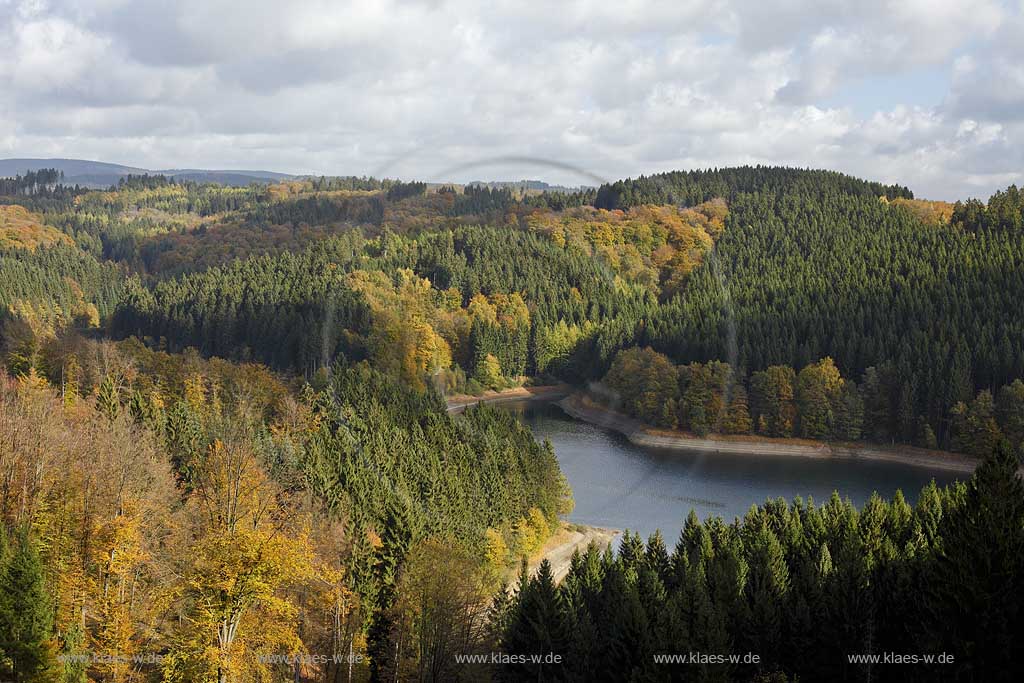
top-left (1, 0), bottom-right (1022, 200)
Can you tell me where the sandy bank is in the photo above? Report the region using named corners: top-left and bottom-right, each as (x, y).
top-left (527, 523), bottom-right (619, 585)
top-left (445, 384), bottom-right (571, 414)
top-left (558, 392), bottom-right (981, 474)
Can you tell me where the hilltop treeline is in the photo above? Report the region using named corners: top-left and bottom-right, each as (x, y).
top-left (0, 168), bottom-right (65, 195)
top-left (953, 184), bottom-right (1024, 233)
top-left (594, 166), bottom-right (912, 209)
top-left (591, 185), bottom-right (1024, 450)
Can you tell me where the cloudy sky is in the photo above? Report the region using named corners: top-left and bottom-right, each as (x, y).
top-left (1, 0), bottom-right (1021, 199)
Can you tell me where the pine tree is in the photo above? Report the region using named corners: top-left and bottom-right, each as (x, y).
top-left (680, 559), bottom-right (731, 680)
top-left (95, 373), bottom-right (121, 420)
top-left (706, 532), bottom-right (748, 641)
top-left (618, 531), bottom-right (645, 575)
top-left (367, 499), bottom-right (415, 683)
top-left (824, 513), bottom-right (874, 679)
top-left (861, 366), bottom-right (893, 442)
top-left (681, 510), bottom-right (713, 568)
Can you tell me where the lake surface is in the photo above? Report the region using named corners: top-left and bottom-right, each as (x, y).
top-left (505, 400), bottom-right (965, 544)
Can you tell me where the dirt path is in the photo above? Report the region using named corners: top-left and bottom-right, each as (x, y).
top-left (527, 523), bottom-right (620, 584)
top-left (445, 384), bottom-right (571, 414)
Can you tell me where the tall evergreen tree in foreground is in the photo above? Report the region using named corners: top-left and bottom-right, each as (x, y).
top-left (0, 529), bottom-right (54, 683)
top-left (497, 442), bottom-right (1024, 682)
top-left (502, 559), bottom-right (572, 681)
top-left (920, 440), bottom-right (1024, 682)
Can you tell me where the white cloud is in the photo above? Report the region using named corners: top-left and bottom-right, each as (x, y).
top-left (0, 0), bottom-right (1021, 199)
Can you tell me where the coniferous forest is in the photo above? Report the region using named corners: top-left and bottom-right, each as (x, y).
top-left (1, 166), bottom-right (1023, 681)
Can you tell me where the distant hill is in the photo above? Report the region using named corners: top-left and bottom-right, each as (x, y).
top-left (0, 158), bottom-right (296, 188)
top-left (467, 179), bottom-right (592, 193)
top-left (2, 158), bottom-right (598, 192)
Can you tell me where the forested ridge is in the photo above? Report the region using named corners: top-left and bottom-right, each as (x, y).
top-left (1, 165), bottom-right (1023, 681)
top-left (593, 166), bottom-right (913, 210)
top-left (586, 172), bottom-right (1024, 454)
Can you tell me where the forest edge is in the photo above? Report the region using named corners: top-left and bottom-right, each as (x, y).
top-left (558, 391), bottom-right (1012, 474)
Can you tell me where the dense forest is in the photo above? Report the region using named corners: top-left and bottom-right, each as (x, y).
top-left (0, 338), bottom-right (569, 682)
top-left (1, 165), bottom-right (1022, 680)
top-left (496, 443), bottom-right (1024, 682)
top-left (601, 347), bottom-right (1024, 456)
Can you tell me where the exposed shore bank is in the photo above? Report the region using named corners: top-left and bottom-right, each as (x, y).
top-left (559, 392), bottom-right (982, 475)
top-left (445, 384), bottom-right (572, 414)
top-left (528, 522), bottom-right (619, 584)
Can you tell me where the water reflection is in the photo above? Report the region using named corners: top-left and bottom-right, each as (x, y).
top-left (506, 400), bottom-right (964, 544)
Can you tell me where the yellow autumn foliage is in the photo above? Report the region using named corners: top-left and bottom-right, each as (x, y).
top-left (526, 200), bottom-right (727, 297)
top-left (0, 204), bottom-right (73, 250)
top-left (889, 197), bottom-right (956, 226)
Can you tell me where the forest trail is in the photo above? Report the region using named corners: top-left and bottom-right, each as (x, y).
top-left (445, 384), bottom-right (571, 413)
top-left (529, 523), bottom-right (619, 584)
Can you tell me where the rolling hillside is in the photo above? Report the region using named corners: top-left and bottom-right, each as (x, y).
top-left (0, 157), bottom-right (296, 188)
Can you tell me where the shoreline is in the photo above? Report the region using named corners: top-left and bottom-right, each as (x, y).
top-left (525, 522), bottom-right (619, 585)
top-left (445, 383), bottom-right (572, 413)
top-left (558, 392), bottom-right (982, 474)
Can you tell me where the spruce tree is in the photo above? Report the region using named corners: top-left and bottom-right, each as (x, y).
top-left (706, 532), bottom-right (749, 641)
top-left (593, 562), bottom-right (652, 682)
top-left (743, 526), bottom-right (789, 673)
top-left (503, 560), bottom-right (570, 681)
top-left (644, 530), bottom-right (672, 585)
top-left (0, 530), bottom-right (54, 683)
top-left (920, 441), bottom-right (1024, 681)
top-left (682, 560), bottom-right (731, 682)
top-left (681, 510), bottom-right (713, 568)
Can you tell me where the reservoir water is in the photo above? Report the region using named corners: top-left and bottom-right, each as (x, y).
top-left (505, 400), bottom-right (965, 544)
